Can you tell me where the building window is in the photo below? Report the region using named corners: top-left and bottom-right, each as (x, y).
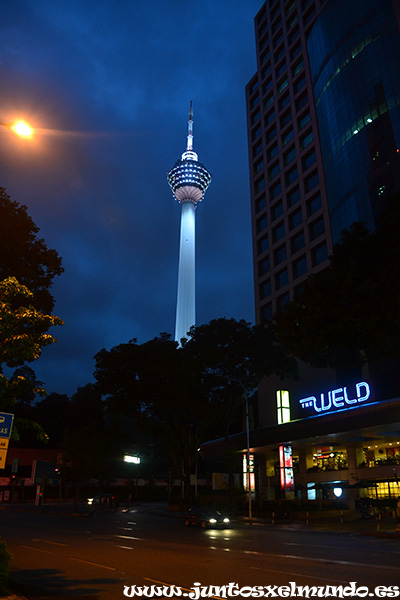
top-left (254, 158), bottom-right (264, 175)
top-left (279, 92), bottom-right (290, 111)
top-left (284, 145), bottom-right (296, 165)
top-left (266, 126), bottom-right (277, 144)
top-left (267, 143), bottom-right (278, 161)
top-left (253, 141), bottom-right (263, 158)
top-left (276, 268), bottom-right (289, 289)
top-left (257, 214), bottom-right (268, 233)
top-left (274, 244), bottom-right (287, 265)
top-left (291, 230), bottom-right (305, 253)
top-left (300, 129), bottom-right (314, 149)
top-left (278, 76), bottom-right (289, 94)
top-left (282, 128), bottom-right (294, 146)
top-left (258, 235), bottom-right (269, 254)
top-left (309, 216), bottom-right (325, 240)
top-left (256, 195), bottom-right (266, 213)
top-left (265, 109), bottom-right (276, 125)
top-left (258, 256), bottom-right (270, 276)
top-left (287, 186), bottom-right (300, 207)
top-left (271, 200), bottom-right (284, 221)
top-left (298, 111), bottom-right (311, 130)
top-left (312, 243), bottom-right (328, 266)
top-left (273, 221), bottom-right (285, 243)
top-left (305, 170), bottom-right (319, 193)
top-left (307, 193), bottom-right (322, 216)
top-left (270, 180), bottom-right (282, 200)
top-left (260, 279), bottom-right (272, 299)
top-left (276, 292), bottom-right (290, 310)
top-left (292, 58), bottom-right (304, 77)
top-left (302, 150), bottom-right (316, 171)
top-left (286, 165), bottom-right (298, 185)
top-left (289, 207), bottom-right (302, 229)
top-left (264, 93), bottom-right (274, 109)
top-left (290, 41), bottom-right (301, 61)
top-left (268, 161), bottom-right (280, 181)
top-left (293, 255), bottom-right (307, 278)
top-left (260, 303), bottom-right (273, 322)
top-left (296, 91), bottom-right (308, 112)
top-left (250, 94), bottom-right (260, 109)
top-left (255, 176), bottom-right (265, 194)
top-left (293, 74), bottom-right (306, 95)
top-left (252, 125), bottom-right (262, 141)
top-left (280, 109), bottom-right (292, 128)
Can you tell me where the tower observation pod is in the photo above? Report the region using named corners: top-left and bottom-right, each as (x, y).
top-left (167, 102), bottom-right (212, 344)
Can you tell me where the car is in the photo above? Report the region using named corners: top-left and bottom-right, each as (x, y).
top-left (87, 493), bottom-right (115, 507)
top-left (183, 506), bottom-right (231, 528)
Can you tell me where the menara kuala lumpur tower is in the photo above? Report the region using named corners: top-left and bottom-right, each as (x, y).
top-left (167, 103), bottom-right (212, 344)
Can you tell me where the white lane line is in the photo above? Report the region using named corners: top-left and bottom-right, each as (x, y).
top-left (69, 557), bottom-right (116, 571)
top-left (242, 550), bottom-right (400, 572)
top-left (32, 538), bottom-right (67, 546)
top-left (250, 566), bottom-right (348, 584)
top-left (115, 545), bottom-right (134, 550)
top-left (21, 545), bottom-right (52, 554)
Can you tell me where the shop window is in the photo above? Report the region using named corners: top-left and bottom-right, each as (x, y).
top-left (309, 449), bottom-right (348, 472)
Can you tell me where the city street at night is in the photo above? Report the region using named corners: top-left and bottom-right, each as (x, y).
top-left (1, 503), bottom-right (399, 599)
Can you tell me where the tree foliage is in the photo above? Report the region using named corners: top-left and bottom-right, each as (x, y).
top-left (273, 199), bottom-right (400, 375)
top-left (0, 187), bottom-right (63, 313)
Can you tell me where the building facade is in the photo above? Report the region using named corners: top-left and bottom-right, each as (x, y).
top-left (205, 0), bottom-right (400, 504)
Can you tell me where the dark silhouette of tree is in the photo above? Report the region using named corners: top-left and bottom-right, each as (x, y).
top-left (0, 188), bottom-right (63, 314)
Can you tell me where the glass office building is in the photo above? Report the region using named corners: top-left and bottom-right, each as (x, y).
top-left (308, 0), bottom-right (400, 242)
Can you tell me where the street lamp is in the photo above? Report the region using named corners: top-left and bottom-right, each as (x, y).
top-left (0, 120), bottom-right (33, 138)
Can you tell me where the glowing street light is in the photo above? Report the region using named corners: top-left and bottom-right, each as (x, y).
top-left (0, 120), bottom-right (33, 138)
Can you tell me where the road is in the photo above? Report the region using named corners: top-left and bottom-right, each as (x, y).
top-left (1, 504), bottom-right (400, 599)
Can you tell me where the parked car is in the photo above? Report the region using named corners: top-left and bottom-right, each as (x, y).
top-left (183, 506), bottom-right (231, 528)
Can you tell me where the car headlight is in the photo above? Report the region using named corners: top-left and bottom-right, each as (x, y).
top-left (209, 518), bottom-right (217, 524)
top-left (88, 498), bottom-right (93, 505)
top-left (223, 517), bottom-right (230, 523)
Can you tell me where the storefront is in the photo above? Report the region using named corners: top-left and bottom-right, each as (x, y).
top-left (200, 381), bottom-right (400, 505)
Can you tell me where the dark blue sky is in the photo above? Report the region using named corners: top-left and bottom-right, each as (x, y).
top-left (0, 0), bottom-right (262, 397)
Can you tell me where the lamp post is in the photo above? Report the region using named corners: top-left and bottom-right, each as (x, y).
top-left (0, 120), bottom-right (33, 138)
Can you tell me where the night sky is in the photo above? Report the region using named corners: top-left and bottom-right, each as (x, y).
top-left (0, 0), bottom-right (262, 397)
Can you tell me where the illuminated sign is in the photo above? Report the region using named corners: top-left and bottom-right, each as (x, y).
top-left (299, 381), bottom-right (371, 416)
top-left (242, 453), bottom-right (255, 492)
top-left (279, 445), bottom-right (294, 492)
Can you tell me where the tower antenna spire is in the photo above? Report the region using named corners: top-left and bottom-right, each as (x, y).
top-left (187, 100), bottom-right (194, 152)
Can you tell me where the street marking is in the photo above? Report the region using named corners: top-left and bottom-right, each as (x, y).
top-left (21, 545), bottom-right (51, 554)
top-left (33, 538), bottom-right (67, 546)
top-left (114, 534), bottom-right (142, 541)
top-left (250, 566), bottom-right (348, 584)
top-left (69, 557), bottom-right (116, 571)
top-left (144, 578), bottom-right (225, 600)
top-left (115, 545), bottom-right (134, 550)
top-left (242, 550), bottom-right (400, 572)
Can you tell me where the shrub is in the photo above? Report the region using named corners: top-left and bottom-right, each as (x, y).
top-left (0, 538), bottom-right (12, 591)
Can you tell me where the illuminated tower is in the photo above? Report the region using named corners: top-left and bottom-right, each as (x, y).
top-left (167, 103), bottom-right (212, 344)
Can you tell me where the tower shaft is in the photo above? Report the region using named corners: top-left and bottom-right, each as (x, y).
top-left (175, 202), bottom-right (196, 343)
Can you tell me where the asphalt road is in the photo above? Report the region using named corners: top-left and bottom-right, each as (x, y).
top-left (1, 504), bottom-right (400, 599)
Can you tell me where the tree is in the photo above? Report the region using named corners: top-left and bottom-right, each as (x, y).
top-left (0, 188), bottom-right (63, 314)
top-left (273, 200), bottom-right (400, 380)
top-left (0, 277), bottom-right (63, 413)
